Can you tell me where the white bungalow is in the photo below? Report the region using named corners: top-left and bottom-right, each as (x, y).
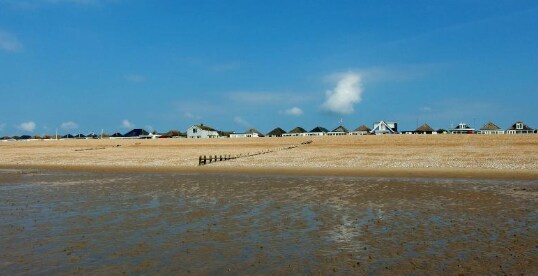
top-left (450, 123), bottom-right (475, 134)
top-left (479, 122), bottom-right (504, 135)
top-left (327, 126), bottom-right (349, 136)
top-left (282, 127), bottom-right (307, 137)
top-left (506, 121), bottom-right (534, 134)
top-left (349, 125), bottom-right (371, 135)
top-left (371, 121), bottom-right (398, 135)
top-left (230, 129), bottom-right (263, 138)
top-left (187, 124), bottom-right (219, 139)
top-left (303, 126), bottom-right (329, 136)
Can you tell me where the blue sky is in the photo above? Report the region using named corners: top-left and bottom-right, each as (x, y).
top-left (1, 0), bottom-right (537, 135)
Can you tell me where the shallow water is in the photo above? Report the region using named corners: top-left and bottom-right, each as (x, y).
top-left (0, 169), bottom-right (537, 274)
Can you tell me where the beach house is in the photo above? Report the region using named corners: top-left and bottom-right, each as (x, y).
top-left (506, 121), bottom-right (534, 134)
top-left (371, 121), bottom-right (398, 134)
top-left (305, 127), bottom-right (329, 136)
top-left (479, 122), bottom-right (504, 134)
top-left (187, 124), bottom-right (219, 139)
top-left (327, 126), bottom-right (349, 136)
top-left (282, 127), bottom-right (307, 137)
top-left (230, 129), bottom-right (264, 138)
top-left (266, 127), bottom-right (286, 137)
top-left (123, 129), bottom-right (151, 139)
top-left (450, 123), bottom-right (475, 134)
top-left (349, 125), bottom-right (371, 135)
top-left (415, 123), bottom-right (436, 134)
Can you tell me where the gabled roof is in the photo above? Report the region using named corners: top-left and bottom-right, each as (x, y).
top-left (124, 129), bottom-right (149, 137)
top-left (354, 125), bottom-right (371, 132)
top-left (266, 127), bottom-right (286, 136)
top-left (194, 124), bottom-right (217, 131)
top-left (480, 122), bottom-right (501, 131)
top-left (416, 123), bottom-right (434, 132)
top-left (309, 126), bottom-right (329, 133)
top-left (62, 134), bottom-right (75, 138)
top-left (508, 121), bottom-right (533, 130)
top-left (288, 127), bottom-right (306, 133)
top-left (75, 134), bottom-right (86, 138)
top-left (331, 125), bottom-right (349, 133)
top-left (371, 121), bottom-right (397, 134)
top-left (19, 135), bottom-right (32, 140)
top-left (110, 132), bottom-right (123, 137)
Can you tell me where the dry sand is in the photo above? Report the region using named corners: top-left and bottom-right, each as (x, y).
top-left (1, 134), bottom-right (537, 179)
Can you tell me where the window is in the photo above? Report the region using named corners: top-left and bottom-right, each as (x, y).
top-left (516, 123), bottom-right (523, 130)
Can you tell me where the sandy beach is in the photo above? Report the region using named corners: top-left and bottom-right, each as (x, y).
top-left (1, 135), bottom-right (538, 179)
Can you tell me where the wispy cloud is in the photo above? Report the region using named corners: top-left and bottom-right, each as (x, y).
top-left (0, 30), bottom-right (23, 53)
top-left (0, 123), bottom-right (5, 131)
top-left (359, 63), bottom-right (448, 83)
top-left (18, 121), bottom-right (36, 132)
top-left (321, 72), bottom-right (363, 115)
top-left (420, 107), bottom-right (432, 113)
top-left (281, 107), bottom-right (303, 116)
top-left (233, 116), bottom-right (251, 128)
top-left (61, 121), bottom-right (79, 130)
top-left (121, 119), bottom-right (134, 129)
top-left (124, 74), bottom-right (146, 83)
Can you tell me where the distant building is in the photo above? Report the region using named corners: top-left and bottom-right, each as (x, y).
top-left (266, 127), bottom-right (286, 137)
top-left (304, 126), bottom-right (329, 136)
top-left (349, 125), bottom-right (371, 135)
top-left (123, 129), bottom-right (151, 139)
top-left (230, 129), bottom-right (264, 138)
top-left (415, 123), bottom-right (436, 134)
top-left (450, 123), bottom-right (475, 134)
top-left (109, 132), bottom-right (124, 139)
top-left (371, 121), bottom-right (398, 134)
top-left (479, 122), bottom-right (504, 135)
top-left (282, 127), bottom-right (307, 137)
top-left (506, 121), bottom-right (534, 134)
top-left (187, 124), bottom-right (219, 139)
top-left (327, 125), bottom-right (349, 136)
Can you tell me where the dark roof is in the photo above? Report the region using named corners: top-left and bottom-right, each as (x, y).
top-left (331, 125), bottom-right (349, 132)
top-left (111, 132), bottom-right (123, 137)
top-left (309, 126), bottom-right (329, 133)
top-left (246, 128), bottom-right (264, 137)
top-left (480, 122), bottom-right (501, 131)
top-left (1, 136), bottom-right (10, 140)
top-left (455, 123), bottom-right (472, 129)
top-left (288, 127), bottom-right (306, 133)
top-left (19, 135), bottom-right (32, 140)
top-left (508, 121), bottom-right (533, 131)
top-left (75, 134), bottom-right (86, 138)
top-left (195, 124), bottom-right (217, 131)
top-left (62, 134), bottom-right (74, 139)
top-left (416, 123), bottom-right (434, 132)
top-left (354, 125), bottom-right (371, 132)
top-left (266, 127), bottom-right (287, 136)
top-left (124, 129), bottom-right (149, 137)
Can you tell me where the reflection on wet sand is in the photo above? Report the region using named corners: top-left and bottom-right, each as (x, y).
top-left (0, 169), bottom-right (537, 274)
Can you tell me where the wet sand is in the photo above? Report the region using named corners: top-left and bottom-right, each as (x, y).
top-left (1, 169), bottom-right (537, 274)
top-left (1, 135), bottom-right (538, 179)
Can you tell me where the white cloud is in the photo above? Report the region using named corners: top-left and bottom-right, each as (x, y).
top-left (321, 72), bottom-right (363, 115)
top-left (283, 107), bottom-right (303, 116)
top-left (0, 30), bottom-right (23, 52)
top-left (18, 121), bottom-right (36, 132)
top-left (121, 119), bottom-right (134, 129)
top-left (233, 116), bottom-right (251, 128)
top-left (124, 74), bottom-right (146, 83)
top-left (61, 121), bottom-right (79, 130)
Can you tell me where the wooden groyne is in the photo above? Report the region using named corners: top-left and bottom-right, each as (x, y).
top-left (198, 140), bottom-right (312, 166)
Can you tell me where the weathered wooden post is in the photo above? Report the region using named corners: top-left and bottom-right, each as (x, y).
top-left (199, 156), bottom-right (202, 166)
top-left (203, 155), bottom-right (207, 165)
